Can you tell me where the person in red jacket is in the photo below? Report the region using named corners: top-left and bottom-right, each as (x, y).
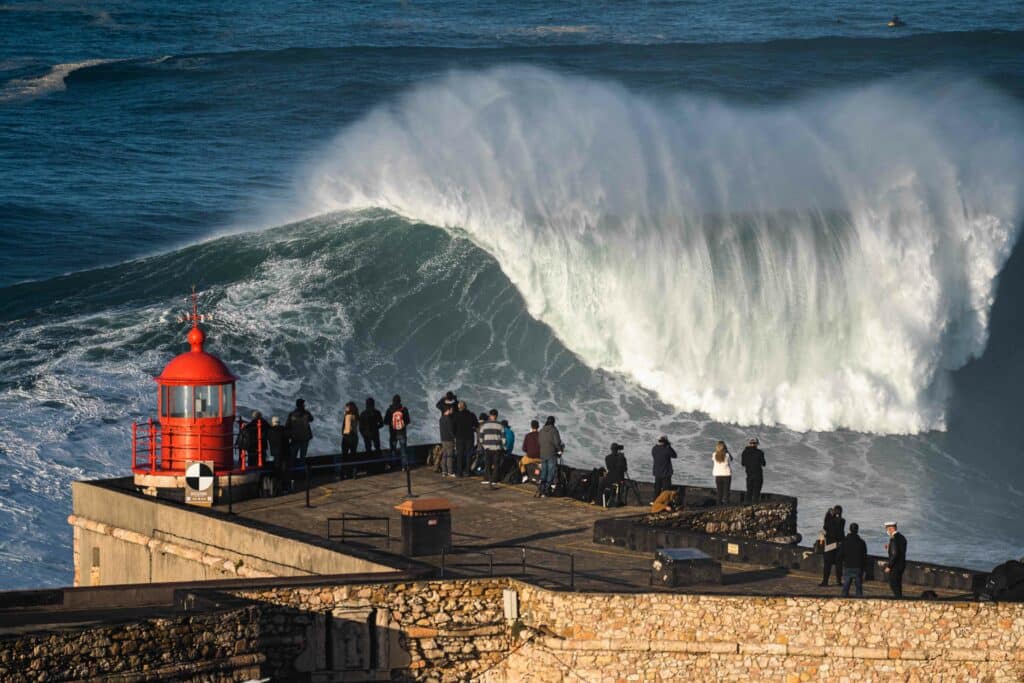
top-left (520, 420), bottom-right (541, 482)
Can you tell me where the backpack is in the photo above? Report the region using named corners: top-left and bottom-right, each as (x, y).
top-left (391, 408), bottom-right (406, 431)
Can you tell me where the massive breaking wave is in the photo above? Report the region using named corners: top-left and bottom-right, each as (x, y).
top-left (298, 66), bottom-right (1024, 434)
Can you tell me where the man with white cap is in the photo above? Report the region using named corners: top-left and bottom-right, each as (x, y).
top-left (883, 521), bottom-right (908, 599)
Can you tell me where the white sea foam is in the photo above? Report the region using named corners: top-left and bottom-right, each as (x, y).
top-left (0, 59), bottom-right (116, 104)
top-left (300, 66), bottom-right (1024, 434)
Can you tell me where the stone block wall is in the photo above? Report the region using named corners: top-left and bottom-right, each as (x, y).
top-left (231, 579), bottom-right (511, 682)
top-left (0, 606), bottom-right (266, 682)
top-left (492, 584), bottom-right (1024, 682)
top-left (6, 578), bottom-right (1024, 682)
top-left (644, 500), bottom-right (798, 542)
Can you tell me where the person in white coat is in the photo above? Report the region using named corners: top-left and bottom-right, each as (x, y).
top-left (712, 440), bottom-right (733, 505)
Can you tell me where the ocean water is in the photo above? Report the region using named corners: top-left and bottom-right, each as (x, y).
top-left (2, 1), bottom-right (1024, 589)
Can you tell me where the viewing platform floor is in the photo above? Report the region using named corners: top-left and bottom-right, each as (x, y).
top-left (224, 467), bottom-right (962, 599)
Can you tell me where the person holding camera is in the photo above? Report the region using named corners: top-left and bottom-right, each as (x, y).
top-left (600, 442), bottom-right (628, 505)
top-left (820, 505), bottom-right (846, 586)
top-left (651, 436), bottom-right (677, 499)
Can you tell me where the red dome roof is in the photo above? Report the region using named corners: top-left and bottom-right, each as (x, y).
top-left (155, 324), bottom-right (236, 385)
top-left (156, 350), bottom-right (237, 385)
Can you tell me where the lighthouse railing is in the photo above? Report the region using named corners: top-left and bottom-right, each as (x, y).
top-left (131, 419), bottom-right (255, 474)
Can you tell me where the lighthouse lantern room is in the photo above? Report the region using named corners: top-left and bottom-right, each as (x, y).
top-left (132, 290), bottom-right (262, 498)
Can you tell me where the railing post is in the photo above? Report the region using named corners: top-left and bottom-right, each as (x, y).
top-left (305, 460), bottom-right (311, 508)
top-left (521, 547), bottom-right (527, 576)
top-left (238, 417), bottom-right (245, 471)
top-left (257, 419), bottom-right (263, 469)
top-left (148, 419), bottom-right (156, 472)
top-left (132, 422), bottom-right (138, 470)
top-left (440, 548), bottom-right (446, 579)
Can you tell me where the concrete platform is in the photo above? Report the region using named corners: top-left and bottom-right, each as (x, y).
top-left (225, 467), bottom-right (963, 598)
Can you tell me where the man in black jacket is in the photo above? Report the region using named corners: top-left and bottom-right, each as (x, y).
top-left (439, 404), bottom-right (456, 477)
top-left (740, 437), bottom-right (766, 504)
top-left (839, 523), bottom-right (868, 597)
top-left (650, 436), bottom-right (677, 500)
top-left (452, 401), bottom-right (478, 477)
top-left (600, 443), bottom-right (628, 505)
top-left (884, 521), bottom-right (908, 598)
top-left (820, 505), bottom-right (845, 586)
top-left (358, 397), bottom-right (384, 459)
top-left (286, 399), bottom-right (314, 463)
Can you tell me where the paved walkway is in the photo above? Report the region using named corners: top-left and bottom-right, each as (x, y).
top-left (227, 467), bottom-right (960, 598)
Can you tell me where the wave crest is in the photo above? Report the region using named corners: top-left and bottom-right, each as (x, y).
top-left (299, 66), bottom-right (1024, 433)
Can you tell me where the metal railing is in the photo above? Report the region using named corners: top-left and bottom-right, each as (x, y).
top-left (131, 417), bottom-right (263, 474)
top-left (440, 544), bottom-right (576, 590)
top-left (327, 513), bottom-right (391, 549)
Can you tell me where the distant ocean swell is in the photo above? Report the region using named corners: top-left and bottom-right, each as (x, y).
top-left (295, 65), bottom-right (1024, 434)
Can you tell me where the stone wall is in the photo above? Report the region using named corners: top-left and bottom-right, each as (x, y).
top-left (644, 500), bottom-right (798, 542)
top-left (6, 578), bottom-right (1024, 682)
top-left (0, 606), bottom-right (266, 682)
top-left (492, 584), bottom-right (1024, 682)
top-left (230, 579), bottom-right (511, 682)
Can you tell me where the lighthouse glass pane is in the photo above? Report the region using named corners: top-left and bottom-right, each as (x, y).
top-left (194, 385), bottom-right (218, 418)
top-left (168, 386), bottom-right (192, 418)
top-left (221, 384), bottom-right (234, 417)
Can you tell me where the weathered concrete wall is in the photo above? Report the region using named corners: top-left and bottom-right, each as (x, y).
top-left (492, 584), bottom-right (1024, 682)
top-left (70, 481), bottom-right (397, 586)
top-left (644, 500), bottom-right (798, 541)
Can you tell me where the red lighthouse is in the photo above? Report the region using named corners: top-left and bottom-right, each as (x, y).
top-left (132, 290), bottom-right (262, 499)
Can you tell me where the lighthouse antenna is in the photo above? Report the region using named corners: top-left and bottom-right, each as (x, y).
top-left (191, 285), bottom-right (199, 330)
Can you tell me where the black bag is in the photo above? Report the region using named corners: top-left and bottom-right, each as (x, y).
top-left (569, 469), bottom-right (593, 501)
top-left (979, 560), bottom-right (1024, 602)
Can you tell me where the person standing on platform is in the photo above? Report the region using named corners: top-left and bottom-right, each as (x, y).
top-left (601, 443), bottom-right (628, 504)
top-left (385, 394), bottom-right (412, 470)
top-left (711, 440), bottom-right (733, 505)
top-left (286, 399), bottom-right (314, 464)
top-left (479, 409), bottom-right (505, 487)
top-left (740, 437), bottom-right (766, 504)
top-left (439, 404), bottom-right (456, 477)
top-left (537, 416), bottom-right (564, 497)
top-left (821, 505), bottom-right (846, 586)
top-left (884, 521), bottom-right (908, 599)
top-left (651, 436), bottom-right (677, 500)
top-left (452, 401), bottom-right (478, 477)
top-left (267, 415), bottom-right (290, 490)
top-left (340, 402), bottom-right (359, 477)
top-left (520, 419), bottom-right (541, 482)
top-left (359, 397), bottom-right (384, 460)
top-left (436, 391), bottom-right (458, 413)
top-left (839, 522), bottom-right (868, 597)
top-left (497, 419), bottom-right (517, 483)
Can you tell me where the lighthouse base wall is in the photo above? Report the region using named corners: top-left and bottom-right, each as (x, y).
top-left (70, 480), bottom-right (400, 587)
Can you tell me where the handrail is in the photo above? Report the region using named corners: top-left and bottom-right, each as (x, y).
top-left (327, 513), bottom-right (391, 549)
top-left (440, 547), bottom-right (494, 579)
top-left (439, 544), bottom-right (575, 589)
top-left (130, 419), bottom-right (264, 474)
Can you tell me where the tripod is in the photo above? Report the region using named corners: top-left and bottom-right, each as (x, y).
top-left (617, 478), bottom-right (643, 506)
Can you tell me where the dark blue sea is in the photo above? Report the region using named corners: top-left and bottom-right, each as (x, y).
top-left (2, 1), bottom-right (1024, 589)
